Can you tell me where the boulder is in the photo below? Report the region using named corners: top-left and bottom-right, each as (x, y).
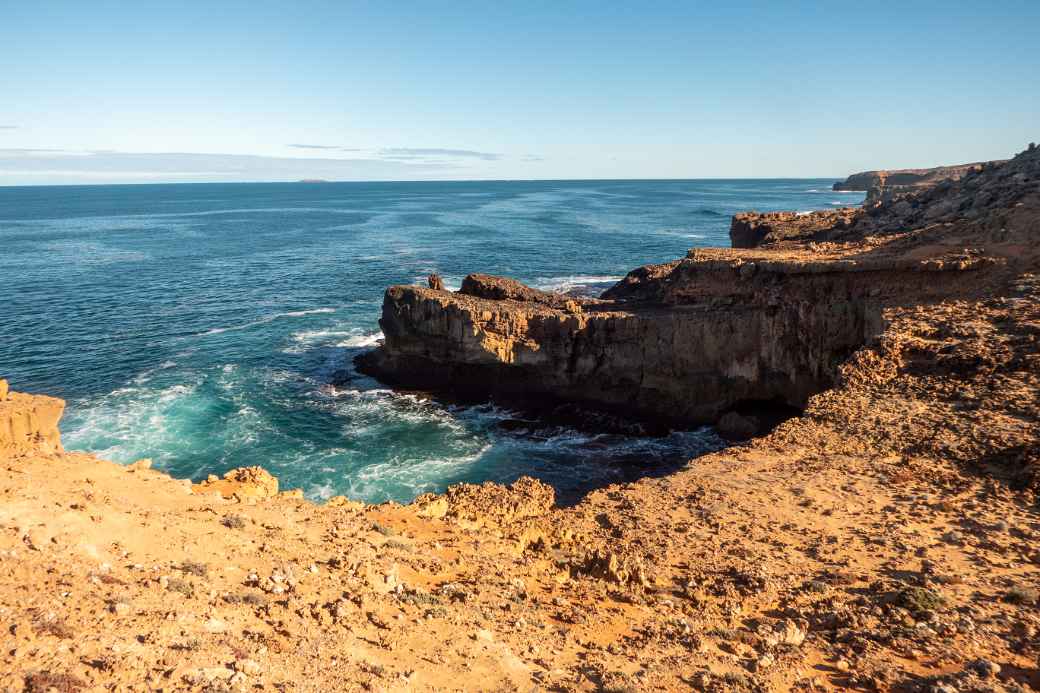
top-left (0, 388), bottom-right (64, 456)
top-left (193, 466), bottom-right (278, 501)
top-left (716, 411), bottom-right (760, 440)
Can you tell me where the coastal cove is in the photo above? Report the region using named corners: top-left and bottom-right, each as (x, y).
top-left (0, 179), bottom-right (862, 503)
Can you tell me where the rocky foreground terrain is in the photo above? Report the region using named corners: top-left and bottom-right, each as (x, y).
top-left (2, 145), bottom-right (1039, 692)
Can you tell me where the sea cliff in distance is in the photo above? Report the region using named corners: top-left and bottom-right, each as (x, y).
top-left (2, 144), bottom-right (1039, 691)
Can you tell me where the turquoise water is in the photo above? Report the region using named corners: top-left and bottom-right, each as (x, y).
top-left (0, 180), bottom-right (863, 503)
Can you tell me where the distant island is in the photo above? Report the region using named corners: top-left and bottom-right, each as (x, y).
top-left (296, 178), bottom-right (331, 183)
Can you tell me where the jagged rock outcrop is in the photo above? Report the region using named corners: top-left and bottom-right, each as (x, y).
top-left (357, 253), bottom-right (988, 427)
top-left (193, 466), bottom-right (280, 501)
top-left (0, 380), bottom-right (64, 456)
top-left (359, 145), bottom-right (1039, 429)
top-left (833, 159), bottom-right (1006, 207)
top-left (734, 145), bottom-right (1037, 249)
top-left (729, 208), bottom-right (859, 248)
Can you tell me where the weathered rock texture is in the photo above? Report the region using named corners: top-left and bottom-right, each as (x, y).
top-left (193, 466), bottom-right (280, 501)
top-left (360, 145), bottom-right (1038, 431)
top-left (729, 208), bottom-right (859, 248)
top-left (833, 159), bottom-right (1007, 207)
top-left (0, 381), bottom-right (64, 456)
top-left (360, 238), bottom-right (1001, 429)
top-left (2, 145), bottom-right (1039, 692)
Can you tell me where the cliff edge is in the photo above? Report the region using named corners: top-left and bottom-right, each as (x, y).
top-left (359, 145), bottom-right (1039, 433)
top-left (833, 158), bottom-right (1010, 208)
top-left (2, 144), bottom-right (1039, 692)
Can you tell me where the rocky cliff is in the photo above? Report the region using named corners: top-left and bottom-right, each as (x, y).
top-left (4, 145), bottom-right (1039, 692)
top-left (358, 147), bottom-right (1040, 429)
top-left (359, 252), bottom-right (992, 431)
top-left (832, 158), bottom-right (1009, 207)
top-left (0, 379), bottom-right (63, 456)
top-left (729, 208), bottom-right (859, 248)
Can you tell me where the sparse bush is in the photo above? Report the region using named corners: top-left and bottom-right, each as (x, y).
top-left (359, 661), bottom-right (386, 677)
top-left (400, 588), bottom-right (441, 607)
top-left (167, 578), bottom-right (195, 597)
top-left (32, 616), bottom-right (74, 639)
top-left (24, 672), bottom-right (87, 692)
top-left (171, 637), bottom-right (203, 651)
top-left (1004, 585), bottom-right (1039, 605)
top-left (221, 514), bottom-right (247, 529)
top-left (224, 592), bottom-right (268, 606)
top-left (371, 523), bottom-right (397, 536)
top-left (383, 539), bottom-right (412, 552)
top-left (897, 586), bottom-right (946, 615)
top-left (178, 560), bottom-right (208, 577)
top-left (807, 580), bottom-right (828, 593)
top-left (599, 671), bottom-right (638, 692)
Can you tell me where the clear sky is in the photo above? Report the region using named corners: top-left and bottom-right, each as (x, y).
top-left (2, 1), bottom-right (1037, 184)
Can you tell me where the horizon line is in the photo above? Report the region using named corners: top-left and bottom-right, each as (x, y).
top-left (0, 175), bottom-right (852, 189)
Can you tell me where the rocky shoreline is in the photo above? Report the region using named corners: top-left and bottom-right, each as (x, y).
top-left (832, 159), bottom-right (1009, 208)
top-left (2, 144), bottom-right (1039, 691)
top-left (356, 148), bottom-right (1037, 439)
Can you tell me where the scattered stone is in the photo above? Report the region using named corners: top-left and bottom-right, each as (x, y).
top-left (967, 658), bottom-right (1001, 678)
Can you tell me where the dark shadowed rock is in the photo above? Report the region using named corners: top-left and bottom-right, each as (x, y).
top-left (716, 412), bottom-right (760, 440)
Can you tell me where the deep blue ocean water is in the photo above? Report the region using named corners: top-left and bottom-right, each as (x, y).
top-left (0, 179), bottom-right (863, 503)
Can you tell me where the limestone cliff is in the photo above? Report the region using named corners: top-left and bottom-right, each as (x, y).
top-left (729, 208), bottom-right (858, 248)
top-left (4, 146), bottom-right (1040, 692)
top-left (359, 145), bottom-right (1039, 430)
top-left (358, 250), bottom-right (991, 428)
top-left (0, 379), bottom-right (64, 456)
top-left (832, 159), bottom-right (1007, 207)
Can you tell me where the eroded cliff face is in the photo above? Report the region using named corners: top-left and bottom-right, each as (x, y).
top-left (4, 146), bottom-right (1039, 692)
top-left (360, 145), bottom-right (1039, 429)
top-left (0, 379), bottom-right (64, 456)
top-left (832, 159), bottom-right (1007, 207)
top-left (729, 208), bottom-right (860, 248)
top-left (357, 253), bottom-right (989, 427)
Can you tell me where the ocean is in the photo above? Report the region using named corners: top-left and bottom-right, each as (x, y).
top-left (0, 179), bottom-right (863, 504)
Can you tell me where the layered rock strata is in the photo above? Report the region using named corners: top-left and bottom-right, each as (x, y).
top-left (0, 379), bottom-right (64, 456)
top-left (833, 159), bottom-right (1007, 207)
top-left (360, 145), bottom-right (1037, 430)
top-left (729, 208), bottom-right (859, 248)
top-left (358, 249), bottom-right (991, 428)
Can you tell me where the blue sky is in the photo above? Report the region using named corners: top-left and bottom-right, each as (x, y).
top-left (1, 1), bottom-right (1037, 184)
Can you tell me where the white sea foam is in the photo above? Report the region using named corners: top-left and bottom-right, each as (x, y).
top-left (530, 275), bottom-right (624, 293)
top-left (336, 332), bottom-right (383, 348)
top-left (283, 327), bottom-right (383, 354)
top-left (199, 307), bottom-right (337, 336)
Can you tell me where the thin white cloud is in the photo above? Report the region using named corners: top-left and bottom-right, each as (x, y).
top-left (0, 125), bottom-right (18, 130)
top-left (288, 143), bottom-right (341, 150)
top-left (0, 149), bottom-right (465, 185)
top-left (379, 148), bottom-right (501, 161)
top-left (288, 144), bottom-right (364, 152)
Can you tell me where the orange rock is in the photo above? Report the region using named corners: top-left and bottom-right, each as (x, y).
top-left (192, 466), bottom-right (278, 501)
top-left (0, 389), bottom-right (64, 456)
